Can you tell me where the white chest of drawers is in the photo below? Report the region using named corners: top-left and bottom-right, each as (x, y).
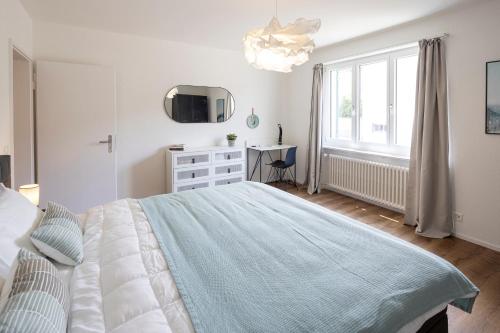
top-left (166, 146), bottom-right (246, 193)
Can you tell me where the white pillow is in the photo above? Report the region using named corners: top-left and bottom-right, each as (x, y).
top-left (0, 183), bottom-right (43, 280)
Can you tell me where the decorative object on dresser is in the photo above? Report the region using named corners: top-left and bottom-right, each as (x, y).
top-left (246, 107), bottom-right (260, 129)
top-left (226, 133), bottom-right (238, 147)
top-left (168, 144), bottom-right (185, 151)
top-left (166, 146), bottom-right (246, 193)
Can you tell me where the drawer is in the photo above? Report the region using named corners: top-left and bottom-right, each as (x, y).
top-left (174, 152), bottom-right (211, 168)
top-left (175, 180), bottom-right (210, 192)
top-left (212, 149), bottom-right (244, 164)
top-left (174, 166), bottom-right (211, 183)
top-left (213, 162), bottom-right (244, 177)
top-left (213, 175), bottom-right (244, 186)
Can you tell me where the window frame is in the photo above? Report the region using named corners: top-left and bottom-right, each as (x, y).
top-left (323, 46), bottom-right (418, 158)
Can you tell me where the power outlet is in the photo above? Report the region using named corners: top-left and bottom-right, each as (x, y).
top-left (453, 212), bottom-right (464, 224)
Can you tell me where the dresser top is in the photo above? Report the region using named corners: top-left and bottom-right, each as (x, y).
top-left (167, 145), bottom-right (245, 154)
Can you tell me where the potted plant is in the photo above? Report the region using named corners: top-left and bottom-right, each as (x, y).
top-left (226, 133), bottom-right (237, 147)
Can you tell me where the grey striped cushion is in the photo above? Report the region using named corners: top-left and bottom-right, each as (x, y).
top-left (31, 202), bottom-right (83, 266)
top-left (0, 249), bottom-right (69, 333)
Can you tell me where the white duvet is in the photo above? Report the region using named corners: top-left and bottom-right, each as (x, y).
top-left (70, 199), bottom-right (446, 333)
top-left (70, 199), bottom-right (193, 333)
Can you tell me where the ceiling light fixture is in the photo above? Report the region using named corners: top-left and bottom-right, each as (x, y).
top-left (243, 0), bottom-right (321, 73)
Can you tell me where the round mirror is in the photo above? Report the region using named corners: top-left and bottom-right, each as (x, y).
top-left (164, 85), bottom-right (235, 123)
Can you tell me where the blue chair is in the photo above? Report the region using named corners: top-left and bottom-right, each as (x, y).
top-left (266, 146), bottom-right (297, 188)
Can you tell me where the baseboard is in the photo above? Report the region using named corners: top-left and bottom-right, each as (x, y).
top-left (453, 232), bottom-right (500, 253)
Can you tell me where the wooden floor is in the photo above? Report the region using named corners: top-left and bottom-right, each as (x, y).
top-left (273, 183), bottom-right (500, 333)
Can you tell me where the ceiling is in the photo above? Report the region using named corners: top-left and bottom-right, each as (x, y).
top-left (21, 0), bottom-right (478, 50)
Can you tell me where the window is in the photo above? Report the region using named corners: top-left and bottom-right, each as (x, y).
top-left (325, 46), bottom-right (418, 156)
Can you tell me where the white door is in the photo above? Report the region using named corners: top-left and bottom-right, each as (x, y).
top-left (36, 61), bottom-right (116, 213)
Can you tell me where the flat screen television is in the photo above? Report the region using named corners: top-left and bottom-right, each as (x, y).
top-left (172, 94), bottom-right (209, 123)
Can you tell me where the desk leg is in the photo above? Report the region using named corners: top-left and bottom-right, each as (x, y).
top-left (265, 151), bottom-right (274, 182)
top-left (249, 151), bottom-right (262, 181)
top-left (246, 148), bottom-right (249, 180)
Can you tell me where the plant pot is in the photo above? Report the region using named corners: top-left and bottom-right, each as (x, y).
top-left (228, 139), bottom-right (236, 147)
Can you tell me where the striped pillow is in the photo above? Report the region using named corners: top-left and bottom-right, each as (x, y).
top-left (31, 202), bottom-right (83, 266)
top-left (0, 249), bottom-right (69, 333)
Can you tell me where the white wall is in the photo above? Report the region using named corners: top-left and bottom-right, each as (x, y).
top-left (284, 0), bottom-right (500, 250)
top-left (0, 0), bottom-right (32, 157)
top-left (33, 22), bottom-right (284, 199)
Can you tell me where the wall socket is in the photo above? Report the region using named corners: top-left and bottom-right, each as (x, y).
top-left (453, 212), bottom-right (464, 224)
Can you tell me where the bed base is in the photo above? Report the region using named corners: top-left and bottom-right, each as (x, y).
top-left (417, 307), bottom-right (448, 333)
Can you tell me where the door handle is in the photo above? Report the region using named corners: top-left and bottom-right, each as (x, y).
top-left (99, 135), bottom-right (113, 153)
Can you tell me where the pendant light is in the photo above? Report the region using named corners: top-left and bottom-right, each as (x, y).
top-left (243, 0), bottom-right (321, 73)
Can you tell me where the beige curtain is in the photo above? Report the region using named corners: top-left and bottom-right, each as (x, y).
top-left (405, 38), bottom-right (452, 238)
top-left (306, 64), bottom-right (323, 195)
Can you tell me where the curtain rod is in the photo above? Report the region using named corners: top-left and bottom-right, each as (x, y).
top-left (323, 33), bottom-right (449, 66)
top-left (425, 33), bottom-right (449, 40)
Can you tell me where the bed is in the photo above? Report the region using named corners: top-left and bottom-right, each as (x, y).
top-left (68, 181), bottom-right (478, 333)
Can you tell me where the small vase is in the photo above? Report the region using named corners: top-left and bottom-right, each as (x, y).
top-left (228, 139), bottom-right (236, 147)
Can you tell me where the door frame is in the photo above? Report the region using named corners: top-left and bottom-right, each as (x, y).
top-left (9, 39), bottom-right (35, 189)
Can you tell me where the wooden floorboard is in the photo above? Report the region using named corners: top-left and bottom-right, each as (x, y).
top-left (273, 183), bottom-right (500, 333)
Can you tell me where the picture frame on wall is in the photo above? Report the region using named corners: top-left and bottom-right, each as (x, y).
top-left (486, 60), bottom-right (500, 134)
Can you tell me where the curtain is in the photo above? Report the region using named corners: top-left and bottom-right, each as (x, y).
top-left (404, 38), bottom-right (452, 238)
top-left (306, 64), bottom-right (324, 195)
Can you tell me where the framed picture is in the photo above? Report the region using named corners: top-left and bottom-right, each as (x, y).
top-left (486, 60), bottom-right (500, 134)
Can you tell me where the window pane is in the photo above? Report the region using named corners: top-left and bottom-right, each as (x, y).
top-left (330, 70), bottom-right (337, 138)
top-left (396, 55), bottom-right (418, 146)
top-left (333, 68), bottom-right (352, 140)
top-left (359, 61), bottom-right (388, 144)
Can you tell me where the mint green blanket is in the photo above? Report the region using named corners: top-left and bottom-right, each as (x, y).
top-left (140, 182), bottom-right (478, 333)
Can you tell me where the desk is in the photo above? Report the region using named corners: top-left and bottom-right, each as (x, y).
top-left (247, 145), bottom-right (296, 183)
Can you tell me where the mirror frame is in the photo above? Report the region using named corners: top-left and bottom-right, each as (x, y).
top-left (163, 85), bottom-right (236, 124)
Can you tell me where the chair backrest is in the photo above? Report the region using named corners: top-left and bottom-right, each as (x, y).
top-left (284, 147), bottom-right (297, 167)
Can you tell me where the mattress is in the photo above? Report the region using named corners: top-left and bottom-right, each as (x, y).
top-left (69, 190), bottom-right (472, 333)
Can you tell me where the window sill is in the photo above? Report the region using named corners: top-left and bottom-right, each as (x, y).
top-left (322, 146), bottom-right (410, 168)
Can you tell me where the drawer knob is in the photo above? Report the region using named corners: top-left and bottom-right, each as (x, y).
top-left (228, 181), bottom-right (231, 184)
top-left (192, 187), bottom-right (195, 190)
top-left (227, 168), bottom-right (231, 173)
top-left (227, 155), bottom-right (231, 160)
top-left (191, 158), bottom-right (195, 164)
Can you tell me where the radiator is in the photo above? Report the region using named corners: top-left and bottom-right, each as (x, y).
top-left (324, 154), bottom-right (409, 212)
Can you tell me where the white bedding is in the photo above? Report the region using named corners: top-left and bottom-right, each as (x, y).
top-left (70, 199), bottom-right (193, 333)
top-left (69, 199), bottom-right (446, 333)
